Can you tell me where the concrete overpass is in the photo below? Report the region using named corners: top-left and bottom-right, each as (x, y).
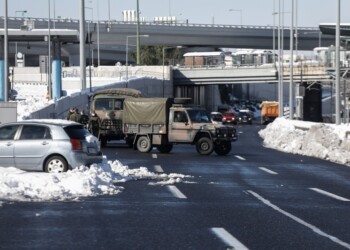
top-left (173, 65), bottom-right (332, 85)
top-left (0, 17), bottom-right (336, 66)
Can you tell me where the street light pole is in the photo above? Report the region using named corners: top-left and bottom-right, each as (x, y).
top-left (289, 0), bottom-right (294, 120)
top-left (48, 0), bottom-right (52, 100)
top-left (278, 0), bottom-right (283, 117)
top-left (136, 0), bottom-right (141, 65)
top-left (4, 0), bottom-right (9, 102)
top-left (15, 10), bottom-right (27, 17)
top-left (97, 2), bottom-right (100, 67)
top-left (126, 34), bottom-right (149, 87)
top-left (79, 0), bottom-right (86, 90)
top-left (229, 9), bottom-right (242, 25)
top-left (85, 7), bottom-right (93, 92)
top-left (15, 10), bottom-right (27, 63)
top-left (335, 0), bottom-right (341, 125)
top-left (108, 0), bottom-right (111, 22)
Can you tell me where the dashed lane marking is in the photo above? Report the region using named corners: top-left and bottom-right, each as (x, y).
top-left (152, 154), bottom-right (158, 159)
top-left (235, 155), bottom-right (246, 161)
top-left (154, 165), bottom-right (164, 173)
top-left (248, 190), bottom-right (350, 249)
top-left (211, 227), bottom-right (249, 250)
top-left (259, 167), bottom-right (278, 175)
top-left (167, 185), bottom-right (187, 199)
top-left (309, 188), bottom-right (350, 202)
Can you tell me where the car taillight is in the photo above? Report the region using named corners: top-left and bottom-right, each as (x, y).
top-left (70, 139), bottom-right (82, 150)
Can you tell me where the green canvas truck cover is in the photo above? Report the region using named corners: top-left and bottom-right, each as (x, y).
top-left (92, 88), bottom-right (142, 99)
top-left (124, 98), bottom-right (173, 124)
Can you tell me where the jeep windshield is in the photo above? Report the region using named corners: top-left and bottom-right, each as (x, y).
top-left (187, 109), bottom-right (211, 123)
top-left (94, 99), bottom-right (123, 111)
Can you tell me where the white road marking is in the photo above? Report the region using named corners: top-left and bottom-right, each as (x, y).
top-left (152, 154), bottom-right (158, 159)
top-left (309, 188), bottom-right (350, 202)
top-left (259, 167), bottom-right (278, 175)
top-left (248, 190), bottom-right (350, 249)
top-left (211, 227), bottom-right (249, 250)
top-left (167, 185), bottom-right (187, 199)
top-left (235, 155), bottom-right (246, 161)
top-left (154, 165), bottom-right (164, 173)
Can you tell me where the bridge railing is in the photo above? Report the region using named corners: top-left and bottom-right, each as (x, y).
top-left (2, 16), bottom-right (320, 31)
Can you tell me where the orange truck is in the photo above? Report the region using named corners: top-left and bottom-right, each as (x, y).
top-left (260, 101), bottom-right (279, 125)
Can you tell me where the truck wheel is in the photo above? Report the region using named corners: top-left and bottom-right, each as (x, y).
top-left (214, 141), bottom-right (232, 156)
top-left (156, 144), bottom-right (173, 153)
top-left (196, 137), bottom-right (214, 155)
top-left (136, 136), bottom-right (152, 153)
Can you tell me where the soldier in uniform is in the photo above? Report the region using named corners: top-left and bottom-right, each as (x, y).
top-left (80, 110), bottom-right (89, 126)
top-left (66, 107), bottom-right (75, 120)
top-left (88, 112), bottom-right (101, 137)
top-left (69, 108), bottom-right (82, 123)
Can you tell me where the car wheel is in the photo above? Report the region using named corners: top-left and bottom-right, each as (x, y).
top-left (45, 156), bottom-right (68, 173)
top-left (136, 136), bottom-right (152, 153)
top-left (196, 137), bottom-right (214, 155)
top-left (156, 144), bottom-right (173, 153)
top-left (214, 141), bottom-right (232, 156)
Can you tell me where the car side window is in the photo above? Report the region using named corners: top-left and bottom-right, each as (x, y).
top-left (19, 125), bottom-right (52, 140)
top-left (0, 125), bottom-right (19, 140)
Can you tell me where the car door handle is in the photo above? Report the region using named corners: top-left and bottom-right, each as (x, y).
top-left (6, 142), bottom-right (13, 146)
top-left (42, 141), bottom-right (49, 145)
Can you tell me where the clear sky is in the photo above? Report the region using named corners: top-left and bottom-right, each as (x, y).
top-left (2, 0), bottom-right (350, 28)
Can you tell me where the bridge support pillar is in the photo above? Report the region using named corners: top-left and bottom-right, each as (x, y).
top-left (52, 38), bottom-right (62, 100)
top-left (0, 37), bottom-right (4, 101)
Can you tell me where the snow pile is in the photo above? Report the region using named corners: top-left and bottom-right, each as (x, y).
top-left (0, 159), bottom-right (192, 202)
top-left (13, 83), bottom-right (52, 121)
top-left (259, 117), bottom-right (350, 165)
top-left (16, 96), bottom-right (51, 121)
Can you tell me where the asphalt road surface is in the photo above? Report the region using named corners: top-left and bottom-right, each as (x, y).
top-left (1, 124), bottom-right (350, 250)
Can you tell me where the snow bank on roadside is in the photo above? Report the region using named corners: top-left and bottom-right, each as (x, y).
top-left (259, 117), bottom-right (350, 165)
top-left (0, 159), bottom-right (192, 202)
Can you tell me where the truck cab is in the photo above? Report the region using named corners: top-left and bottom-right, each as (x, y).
top-left (89, 88), bottom-right (142, 147)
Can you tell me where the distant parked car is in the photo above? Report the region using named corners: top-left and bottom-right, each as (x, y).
top-left (0, 119), bottom-right (103, 173)
top-left (222, 112), bottom-right (238, 125)
top-left (210, 112), bottom-right (223, 125)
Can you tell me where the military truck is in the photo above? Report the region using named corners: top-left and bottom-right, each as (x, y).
top-left (123, 98), bottom-right (238, 155)
top-left (89, 88), bottom-right (142, 147)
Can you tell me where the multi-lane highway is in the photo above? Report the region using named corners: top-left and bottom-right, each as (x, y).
top-left (0, 123), bottom-right (349, 250)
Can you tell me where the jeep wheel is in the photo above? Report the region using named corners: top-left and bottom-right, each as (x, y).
top-left (214, 141), bottom-right (232, 156)
top-left (156, 144), bottom-right (173, 153)
top-left (136, 136), bottom-right (152, 153)
top-left (196, 137), bottom-right (214, 155)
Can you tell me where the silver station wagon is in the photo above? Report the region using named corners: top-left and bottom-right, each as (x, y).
top-left (0, 119), bottom-right (103, 173)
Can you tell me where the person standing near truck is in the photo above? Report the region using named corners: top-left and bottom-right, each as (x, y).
top-left (69, 108), bottom-right (82, 123)
top-left (88, 112), bottom-right (101, 137)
